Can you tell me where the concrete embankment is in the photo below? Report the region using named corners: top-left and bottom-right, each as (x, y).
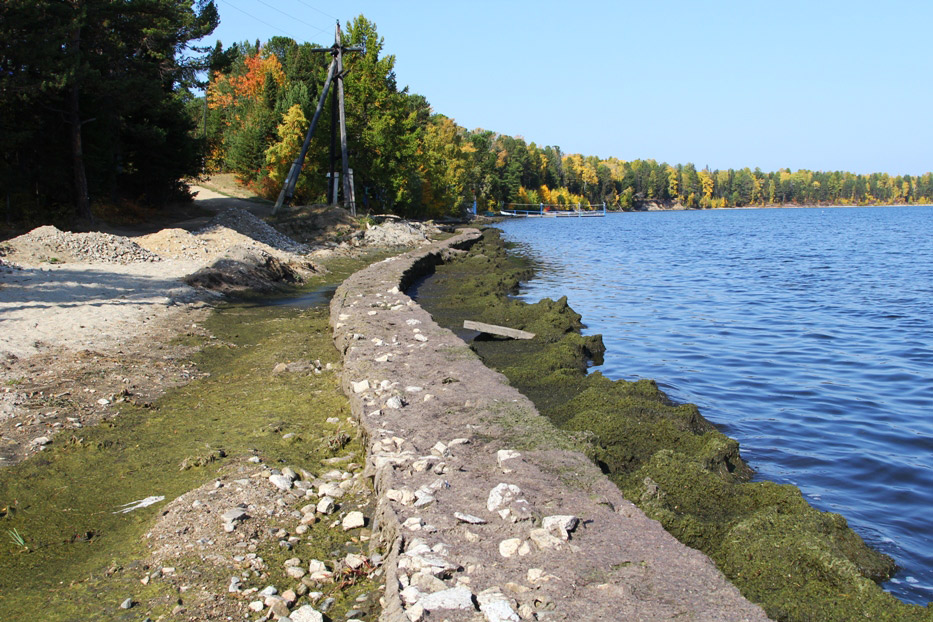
top-left (330, 229), bottom-right (771, 622)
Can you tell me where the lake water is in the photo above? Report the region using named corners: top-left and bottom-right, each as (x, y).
top-left (497, 206), bottom-right (933, 605)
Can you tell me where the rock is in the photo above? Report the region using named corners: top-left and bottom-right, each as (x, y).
top-left (248, 600), bottom-right (265, 612)
top-left (286, 566), bottom-right (307, 579)
top-left (403, 517), bottom-right (424, 531)
top-left (351, 379), bottom-right (370, 394)
top-left (308, 559), bottom-right (327, 574)
top-left (496, 449), bottom-right (521, 473)
top-left (454, 512), bottom-right (487, 525)
top-left (529, 528), bottom-right (563, 550)
top-left (414, 333), bottom-right (428, 342)
top-left (282, 589), bottom-right (298, 605)
top-left (31, 436), bottom-right (51, 446)
top-left (418, 586), bottom-right (475, 612)
top-left (290, 605), bottom-right (324, 622)
top-left (269, 598), bottom-right (291, 617)
top-left (410, 571), bottom-right (447, 593)
top-left (119, 598), bottom-right (134, 609)
top-left (386, 488), bottom-right (416, 506)
top-left (260, 585), bottom-right (278, 597)
top-left (385, 395), bottom-right (404, 409)
top-left (342, 511), bottom-right (365, 530)
top-left (405, 603), bottom-right (425, 622)
top-left (477, 589), bottom-right (520, 622)
top-left (400, 585), bottom-right (422, 605)
top-left (270, 474), bottom-right (293, 491)
top-left (499, 538), bottom-right (523, 558)
top-left (222, 508), bottom-right (248, 524)
top-left (542, 514), bottom-right (579, 540)
top-left (316, 496), bottom-right (336, 514)
top-left (345, 553), bottom-right (367, 570)
top-left (282, 466), bottom-right (298, 481)
top-left (487, 483), bottom-right (524, 515)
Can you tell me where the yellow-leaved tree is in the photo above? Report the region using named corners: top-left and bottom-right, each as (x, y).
top-left (264, 104), bottom-right (311, 201)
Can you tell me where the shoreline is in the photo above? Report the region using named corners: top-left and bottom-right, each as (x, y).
top-left (331, 229), bottom-right (771, 621)
top-left (410, 228), bottom-right (932, 622)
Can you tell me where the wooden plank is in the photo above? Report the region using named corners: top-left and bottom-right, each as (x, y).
top-left (463, 320), bottom-right (535, 340)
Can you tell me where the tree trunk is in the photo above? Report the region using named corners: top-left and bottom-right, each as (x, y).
top-left (69, 23), bottom-right (92, 222)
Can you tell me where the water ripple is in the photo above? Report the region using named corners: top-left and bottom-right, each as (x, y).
top-left (500, 206), bottom-right (933, 605)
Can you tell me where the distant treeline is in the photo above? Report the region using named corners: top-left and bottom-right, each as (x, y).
top-left (3, 6), bottom-right (931, 224)
top-left (205, 20), bottom-right (933, 216)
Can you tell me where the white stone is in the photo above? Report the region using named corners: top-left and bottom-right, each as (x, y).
top-left (529, 528), bottom-right (562, 550)
top-left (542, 515), bottom-right (579, 540)
top-left (414, 333), bottom-right (428, 342)
top-left (403, 517), bottom-right (424, 531)
top-left (248, 600), bottom-right (265, 612)
top-left (290, 604), bottom-right (325, 622)
top-left (498, 538), bottom-right (523, 558)
top-left (477, 589), bottom-right (520, 622)
top-left (405, 602), bottom-right (425, 622)
top-left (342, 511), bottom-right (365, 530)
top-left (385, 396), bottom-right (404, 409)
top-left (454, 512), bottom-right (486, 525)
top-left (286, 566), bottom-right (307, 579)
top-left (269, 474), bottom-right (293, 491)
top-left (487, 483), bottom-right (522, 513)
top-left (344, 553), bottom-right (367, 569)
top-left (418, 586), bottom-right (475, 611)
top-left (351, 379), bottom-right (370, 394)
top-left (406, 318), bottom-right (421, 326)
top-left (496, 449), bottom-right (521, 473)
top-left (375, 354), bottom-right (391, 363)
top-left (316, 497), bottom-right (336, 515)
top-left (387, 488), bottom-right (416, 506)
top-left (400, 585), bottom-right (422, 605)
top-left (308, 559), bottom-right (327, 574)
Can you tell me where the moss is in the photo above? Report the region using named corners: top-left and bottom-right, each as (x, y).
top-left (414, 228), bottom-right (931, 622)
top-left (0, 252), bottom-right (392, 621)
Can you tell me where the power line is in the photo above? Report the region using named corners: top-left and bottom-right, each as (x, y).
top-left (290, 0), bottom-right (339, 23)
top-left (253, 0), bottom-right (328, 34)
top-left (217, 0), bottom-right (300, 40)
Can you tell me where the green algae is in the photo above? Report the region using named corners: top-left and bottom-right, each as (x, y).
top-left (0, 252), bottom-right (393, 621)
top-left (415, 228), bottom-right (932, 622)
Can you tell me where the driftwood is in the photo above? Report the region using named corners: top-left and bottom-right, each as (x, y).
top-left (463, 320), bottom-right (535, 340)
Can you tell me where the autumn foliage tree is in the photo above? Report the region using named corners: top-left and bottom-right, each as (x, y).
top-left (203, 15), bottom-right (933, 217)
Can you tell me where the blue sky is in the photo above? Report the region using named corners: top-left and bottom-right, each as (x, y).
top-left (204, 0), bottom-right (932, 176)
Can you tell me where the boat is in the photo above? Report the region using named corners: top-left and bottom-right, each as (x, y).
top-left (500, 203), bottom-right (607, 218)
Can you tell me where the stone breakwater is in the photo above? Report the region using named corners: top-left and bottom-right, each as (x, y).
top-left (330, 229), bottom-right (771, 622)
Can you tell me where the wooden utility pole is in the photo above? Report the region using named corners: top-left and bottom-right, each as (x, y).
top-left (273, 22), bottom-right (362, 215)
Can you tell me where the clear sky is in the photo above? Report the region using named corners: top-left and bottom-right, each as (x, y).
top-left (204, 0), bottom-right (932, 176)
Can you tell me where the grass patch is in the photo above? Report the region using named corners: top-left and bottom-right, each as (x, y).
top-left (0, 251), bottom-right (393, 621)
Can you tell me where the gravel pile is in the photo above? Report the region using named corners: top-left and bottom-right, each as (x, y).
top-left (10, 225), bottom-right (161, 264)
top-left (361, 221), bottom-right (436, 247)
top-left (135, 228), bottom-right (212, 261)
top-left (198, 209), bottom-right (308, 255)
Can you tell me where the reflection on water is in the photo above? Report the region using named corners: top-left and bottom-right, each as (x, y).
top-left (499, 206), bottom-right (933, 605)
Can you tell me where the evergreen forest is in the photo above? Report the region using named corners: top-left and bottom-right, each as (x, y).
top-left (3, 4), bottom-right (932, 224)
